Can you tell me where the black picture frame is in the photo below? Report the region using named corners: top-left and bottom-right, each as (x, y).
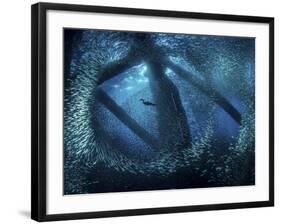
top-left (31, 2), bottom-right (274, 222)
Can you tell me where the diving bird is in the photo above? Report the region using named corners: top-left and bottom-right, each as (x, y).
top-left (139, 98), bottom-right (156, 106)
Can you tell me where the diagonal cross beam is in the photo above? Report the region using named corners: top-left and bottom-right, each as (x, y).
top-left (164, 59), bottom-right (242, 125)
top-left (96, 89), bottom-right (160, 151)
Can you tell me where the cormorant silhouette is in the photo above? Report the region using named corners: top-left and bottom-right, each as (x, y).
top-left (139, 98), bottom-right (156, 106)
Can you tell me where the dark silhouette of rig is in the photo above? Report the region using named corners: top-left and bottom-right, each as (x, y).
top-left (95, 32), bottom-right (241, 152)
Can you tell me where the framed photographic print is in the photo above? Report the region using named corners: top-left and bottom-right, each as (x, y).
top-left (31, 2), bottom-right (274, 222)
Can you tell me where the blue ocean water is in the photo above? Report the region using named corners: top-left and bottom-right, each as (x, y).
top-left (63, 29), bottom-right (255, 194)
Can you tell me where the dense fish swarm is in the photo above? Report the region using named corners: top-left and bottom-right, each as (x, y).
top-left (64, 31), bottom-right (255, 194)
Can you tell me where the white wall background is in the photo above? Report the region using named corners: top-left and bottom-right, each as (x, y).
top-left (0, 0), bottom-right (279, 223)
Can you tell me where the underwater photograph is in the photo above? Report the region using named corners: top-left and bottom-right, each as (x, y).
top-left (63, 28), bottom-right (255, 195)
